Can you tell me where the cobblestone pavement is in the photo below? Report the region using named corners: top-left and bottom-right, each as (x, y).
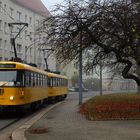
top-left (25, 93), bottom-right (140, 140)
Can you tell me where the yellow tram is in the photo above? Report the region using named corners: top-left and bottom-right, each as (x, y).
top-left (0, 61), bottom-right (48, 111)
top-left (0, 61), bottom-right (68, 112)
top-left (47, 72), bottom-right (68, 102)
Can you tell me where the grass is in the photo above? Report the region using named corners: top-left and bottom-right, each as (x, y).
top-left (79, 92), bottom-right (140, 120)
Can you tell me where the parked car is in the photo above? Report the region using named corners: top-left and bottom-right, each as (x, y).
top-left (68, 87), bottom-right (76, 92)
top-left (75, 87), bottom-right (88, 92)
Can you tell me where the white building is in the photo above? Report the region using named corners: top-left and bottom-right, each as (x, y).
top-left (0, 0), bottom-right (56, 71)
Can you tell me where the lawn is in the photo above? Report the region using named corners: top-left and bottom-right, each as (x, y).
top-left (79, 93), bottom-right (140, 120)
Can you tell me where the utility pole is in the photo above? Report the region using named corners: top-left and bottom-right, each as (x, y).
top-left (8, 22), bottom-right (28, 59)
top-left (69, 0), bottom-right (83, 104)
top-left (99, 59), bottom-right (103, 96)
top-left (79, 48), bottom-right (83, 105)
top-left (78, 31), bottom-right (83, 105)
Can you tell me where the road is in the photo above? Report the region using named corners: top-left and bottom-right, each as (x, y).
top-left (0, 91), bottom-right (98, 140)
top-left (0, 105), bottom-right (51, 140)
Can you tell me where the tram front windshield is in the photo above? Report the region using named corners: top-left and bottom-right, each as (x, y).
top-left (0, 70), bottom-right (24, 87)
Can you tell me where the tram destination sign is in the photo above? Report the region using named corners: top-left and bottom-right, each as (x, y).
top-left (0, 64), bottom-right (16, 68)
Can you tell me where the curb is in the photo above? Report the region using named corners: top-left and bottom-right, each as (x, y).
top-left (12, 102), bottom-right (63, 140)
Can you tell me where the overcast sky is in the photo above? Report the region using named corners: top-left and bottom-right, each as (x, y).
top-left (41, 0), bottom-right (64, 11)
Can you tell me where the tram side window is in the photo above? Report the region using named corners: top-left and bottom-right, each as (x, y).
top-left (40, 74), bottom-right (43, 86)
top-left (43, 75), bottom-right (46, 86)
top-left (66, 80), bottom-right (68, 86)
top-left (43, 75), bottom-right (45, 86)
top-left (36, 73), bottom-right (38, 86)
top-left (60, 78), bottom-right (63, 87)
top-left (57, 78), bottom-right (60, 86)
top-left (30, 72), bottom-right (34, 86)
top-left (56, 78), bottom-right (58, 86)
top-left (62, 79), bottom-right (64, 86)
top-left (25, 71), bottom-right (30, 87)
top-left (57, 78), bottom-right (59, 86)
top-left (64, 79), bottom-right (67, 86)
top-left (16, 71), bottom-right (24, 86)
top-left (48, 77), bottom-right (51, 86)
top-left (38, 73), bottom-right (40, 86)
top-left (54, 77), bottom-right (57, 87)
top-left (38, 74), bottom-right (40, 86)
top-left (39, 74), bottom-right (42, 86)
top-left (50, 77), bottom-right (53, 87)
top-left (44, 75), bottom-right (46, 86)
top-left (64, 79), bottom-right (66, 86)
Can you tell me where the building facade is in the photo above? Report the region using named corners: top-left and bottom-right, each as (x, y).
top-left (0, 0), bottom-right (56, 71)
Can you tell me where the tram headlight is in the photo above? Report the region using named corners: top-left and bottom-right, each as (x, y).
top-left (10, 96), bottom-right (14, 101)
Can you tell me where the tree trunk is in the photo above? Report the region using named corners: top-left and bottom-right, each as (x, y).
top-left (137, 65), bottom-right (140, 93)
top-left (137, 85), bottom-right (140, 93)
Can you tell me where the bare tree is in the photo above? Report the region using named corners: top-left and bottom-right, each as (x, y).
top-left (38, 0), bottom-right (140, 92)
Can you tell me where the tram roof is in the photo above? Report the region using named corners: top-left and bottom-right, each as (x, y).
top-left (47, 72), bottom-right (68, 79)
top-left (0, 61), bottom-right (47, 75)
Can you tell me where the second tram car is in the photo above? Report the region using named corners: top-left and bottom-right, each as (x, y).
top-left (47, 72), bottom-right (68, 102)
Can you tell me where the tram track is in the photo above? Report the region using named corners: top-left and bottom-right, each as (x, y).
top-left (0, 111), bottom-right (24, 131)
top-left (0, 118), bottom-right (20, 131)
top-left (0, 106), bottom-right (49, 140)
top-left (0, 103), bottom-right (51, 133)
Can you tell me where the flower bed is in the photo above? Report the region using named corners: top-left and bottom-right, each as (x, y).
top-left (79, 93), bottom-right (140, 120)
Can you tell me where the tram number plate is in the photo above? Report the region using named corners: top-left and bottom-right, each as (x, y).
top-left (0, 89), bottom-right (4, 95)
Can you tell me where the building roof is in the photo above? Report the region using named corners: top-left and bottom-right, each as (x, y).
top-left (12, 0), bottom-right (50, 17)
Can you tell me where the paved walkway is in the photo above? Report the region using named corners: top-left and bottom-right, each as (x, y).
top-left (24, 95), bottom-right (140, 140)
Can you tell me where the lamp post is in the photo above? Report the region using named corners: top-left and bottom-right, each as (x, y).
top-left (78, 30), bottom-right (83, 105)
top-left (99, 59), bottom-right (103, 96)
top-left (78, 47), bottom-right (83, 105)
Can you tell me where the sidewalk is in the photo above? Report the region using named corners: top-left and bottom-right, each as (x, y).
top-left (13, 94), bottom-right (140, 140)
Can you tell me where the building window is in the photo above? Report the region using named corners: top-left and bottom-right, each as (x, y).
top-left (36, 20), bottom-right (39, 26)
top-left (29, 17), bottom-right (32, 25)
top-left (29, 32), bottom-right (32, 41)
top-left (25, 46), bottom-right (28, 58)
top-left (4, 40), bottom-right (7, 50)
top-left (0, 20), bottom-right (2, 31)
top-left (4, 4), bottom-right (6, 14)
top-left (25, 30), bottom-right (28, 40)
top-left (0, 39), bottom-right (1, 48)
top-left (0, 1), bottom-right (2, 12)
top-left (17, 11), bottom-right (21, 21)
top-left (25, 15), bottom-right (27, 22)
top-left (17, 44), bottom-right (22, 53)
top-left (4, 22), bottom-right (7, 33)
top-left (39, 49), bottom-right (41, 57)
top-left (30, 48), bottom-right (32, 56)
top-left (10, 8), bottom-right (14, 18)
